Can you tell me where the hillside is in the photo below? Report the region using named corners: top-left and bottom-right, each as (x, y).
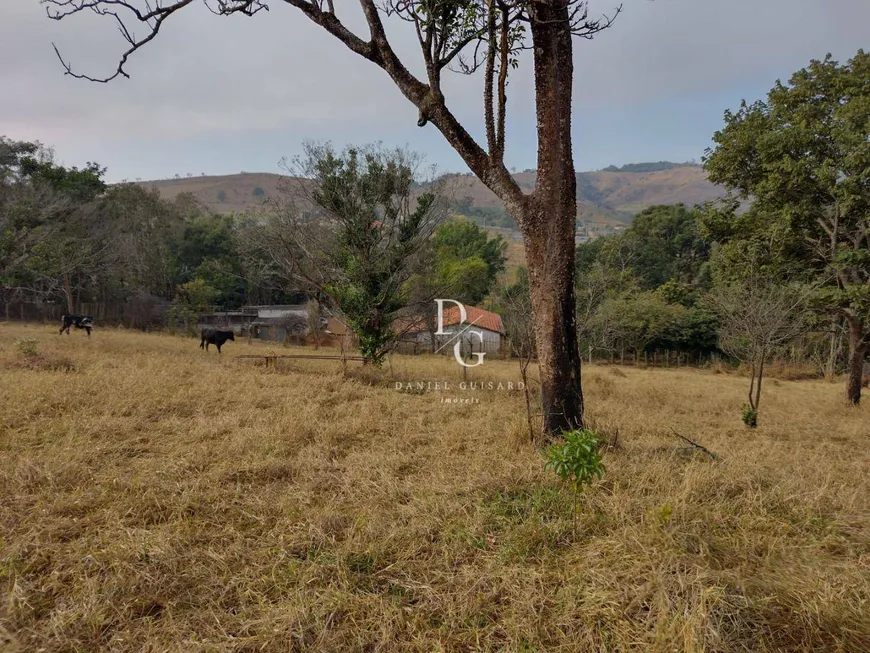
top-left (139, 173), bottom-right (287, 214)
top-left (138, 164), bottom-right (728, 225)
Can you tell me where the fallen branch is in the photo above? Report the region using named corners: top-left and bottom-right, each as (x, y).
top-left (669, 428), bottom-right (720, 461)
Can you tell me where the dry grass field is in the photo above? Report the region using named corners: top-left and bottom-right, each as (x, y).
top-left (1, 323), bottom-right (868, 652)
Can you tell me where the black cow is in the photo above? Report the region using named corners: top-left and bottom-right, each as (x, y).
top-left (200, 327), bottom-right (235, 353)
top-left (60, 314), bottom-right (93, 337)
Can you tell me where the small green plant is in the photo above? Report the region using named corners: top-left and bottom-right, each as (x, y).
top-left (543, 428), bottom-right (606, 532)
top-left (344, 552), bottom-right (376, 575)
top-left (653, 503), bottom-right (673, 526)
top-left (741, 403), bottom-right (758, 428)
top-left (13, 338), bottom-right (38, 356)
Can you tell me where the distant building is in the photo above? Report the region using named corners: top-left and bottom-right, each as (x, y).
top-left (198, 302), bottom-right (506, 354)
top-left (397, 305), bottom-right (505, 355)
top-left (245, 303), bottom-right (325, 343)
top-left (249, 304), bottom-right (309, 320)
top-left (198, 301), bottom-right (324, 343)
top-left (196, 308), bottom-right (258, 334)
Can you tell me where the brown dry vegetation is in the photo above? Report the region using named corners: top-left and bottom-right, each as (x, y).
top-left (1, 323), bottom-right (868, 652)
top-left (579, 168), bottom-right (723, 214)
top-left (140, 173), bottom-right (285, 214)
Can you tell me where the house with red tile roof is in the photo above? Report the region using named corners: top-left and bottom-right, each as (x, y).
top-left (396, 304), bottom-right (505, 355)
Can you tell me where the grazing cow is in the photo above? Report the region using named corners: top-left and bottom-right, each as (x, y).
top-left (59, 314), bottom-right (93, 337)
top-left (200, 327), bottom-right (235, 354)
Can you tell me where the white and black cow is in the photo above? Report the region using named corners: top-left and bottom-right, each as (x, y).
top-left (59, 314), bottom-right (93, 337)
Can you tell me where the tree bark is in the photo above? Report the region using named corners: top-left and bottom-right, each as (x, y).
top-left (62, 273), bottom-right (75, 314)
top-left (827, 315), bottom-right (844, 381)
top-left (521, 204), bottom-right (584, 432)
top-left (755, 354), bottom-right (765, 411)
top-left (845, 317), bottom-right (868, 405)
top-left (517, 3), bottom-right (584, 433)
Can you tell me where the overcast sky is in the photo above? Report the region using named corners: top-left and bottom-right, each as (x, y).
top-left (2, 0), bottom-right (868, 182)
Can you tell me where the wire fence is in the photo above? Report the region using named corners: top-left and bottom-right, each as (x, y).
top-left (392, 333), bottom-right (508, 358)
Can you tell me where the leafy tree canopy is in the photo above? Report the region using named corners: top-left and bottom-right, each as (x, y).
top-left (702, 49), bottom-right (870, 402)
top-left (432, 218), bottom-right (507, 304)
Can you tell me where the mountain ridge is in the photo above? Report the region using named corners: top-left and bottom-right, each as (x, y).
top-left (136, 162), bottom-right (728, 225)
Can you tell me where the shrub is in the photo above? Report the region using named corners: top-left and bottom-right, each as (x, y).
top-left (13, 338), bottom-right (38, 356)
top-left (543, 428), bottom-right (606, 532)
top-left (741, 403), bottom-right (758, 428)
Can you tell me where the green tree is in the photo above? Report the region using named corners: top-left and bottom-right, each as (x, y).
top-left (702, 49), bottom-right (870, 404)
top-left (579, 205), bottom-right (710, 293)
top-left (235, 212), bottom-right (300, 307)
top-left (431, 218), bottom-right (507, 305)
top-left (573, 213), bottom-right (716, 361)
top-left (1, 140), bottom-right (110, 313)
top-left (401, 220), bottom-right (506, 352)
top-left (170, 214), bottom-right (245, 309)
top-left (0, 137), bottom-right (39, 180)
top-left (99, 183), bottom-right (182, 301)
top-left (194, 257), bottom-right (246, 309)
top-left (575, 239), bottom-right (638, 360)
top-left (170, 278), bottom-right (219, 334)
top-left (575, 236), bottom-right (607, 276)
top-left (594, 292), bottom-right (687, 362)
top-left (543, 428), bottom-right (605, 533)
top-left (626, 204), bottom-right (710, 289)
top-left (240, 143), bottom-right (445, 364)
top-left (1, 137), bottom-right (47, 315)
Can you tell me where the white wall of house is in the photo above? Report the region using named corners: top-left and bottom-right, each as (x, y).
top-left (411, 327), bottom-right (501, 354)
top-left (257, 307), bottom-right (308, 319)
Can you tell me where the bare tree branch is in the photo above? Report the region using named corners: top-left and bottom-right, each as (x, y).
top-left (669, 428), bottom-right (720, 461)
top-left (495, 0), bottom-right (509, 160)
top-left (484, 1), bottom-right (497, 157)
top-left (44, 0), bottom-right (198, 82)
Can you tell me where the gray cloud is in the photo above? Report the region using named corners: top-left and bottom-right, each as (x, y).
top-left (2, 0), bottom-right (868, 176)
top-left (573, 0), bottom-right (868, 101)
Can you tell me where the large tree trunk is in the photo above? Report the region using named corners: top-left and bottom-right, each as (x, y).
top-left (845, 317), bottom-right (868, 405)
top-left (519, 3), bottom-right (584, 433)
top-left (522, 203), bottom-right (584, 432)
